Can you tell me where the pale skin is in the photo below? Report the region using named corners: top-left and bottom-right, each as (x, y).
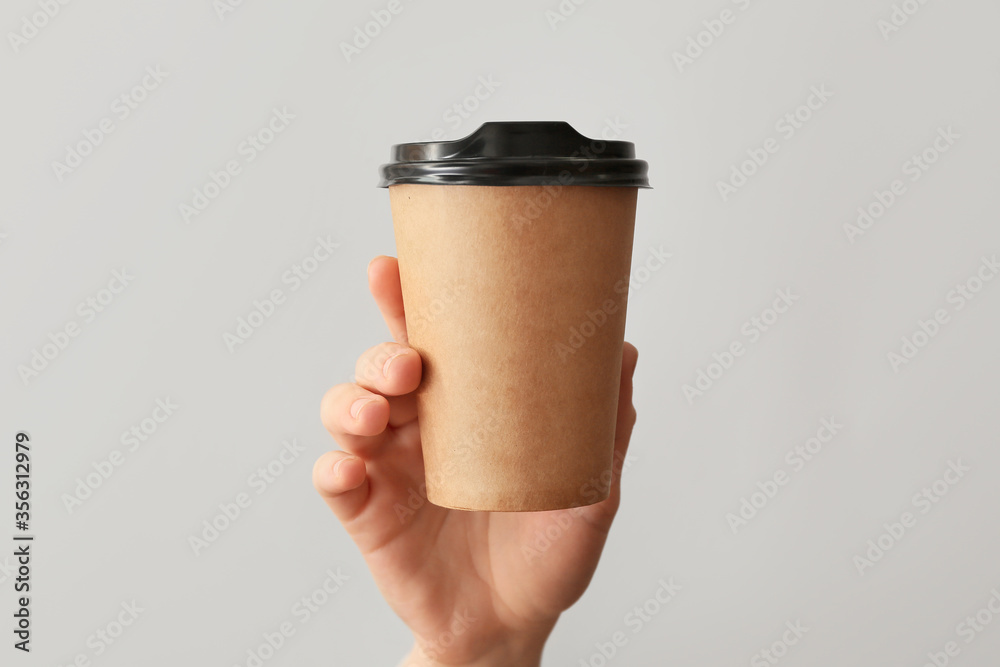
top-left (314, 255), bottom-right (638, 666)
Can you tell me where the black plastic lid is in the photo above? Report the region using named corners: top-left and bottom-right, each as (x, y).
top-left (377, 121), bottom-right (650, 188)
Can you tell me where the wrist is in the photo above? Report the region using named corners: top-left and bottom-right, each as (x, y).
top-left (401, 622), bottom-right (556, 667)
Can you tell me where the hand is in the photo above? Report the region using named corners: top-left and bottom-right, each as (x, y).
top-left (314, 256), bottom-right (639, 666)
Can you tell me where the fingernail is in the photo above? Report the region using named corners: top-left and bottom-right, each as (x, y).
top-left (382, 350), bottom-right (407, 377)
top-left (333, 455), bottom-right (358, 477)
top-left (350, 398), bottom-right (374, 419)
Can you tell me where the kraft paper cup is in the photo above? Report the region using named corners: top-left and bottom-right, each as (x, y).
top-left (378, 121), bottom-right (649, 512)
top-left (389, 184), bottom-right (638, 511)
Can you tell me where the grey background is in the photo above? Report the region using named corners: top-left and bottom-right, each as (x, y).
top-left (2, 0), bottom-right (999, 665)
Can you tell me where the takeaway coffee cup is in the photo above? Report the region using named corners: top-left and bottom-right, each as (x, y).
top-left (378, 121), bottom-right (649, 512)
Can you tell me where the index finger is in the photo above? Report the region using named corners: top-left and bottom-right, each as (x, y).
top-left (368, 255), bottom-right (408, 345)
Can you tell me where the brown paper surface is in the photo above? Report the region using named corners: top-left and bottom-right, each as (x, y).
top-left (389, 184), bottom-right (638, 511)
